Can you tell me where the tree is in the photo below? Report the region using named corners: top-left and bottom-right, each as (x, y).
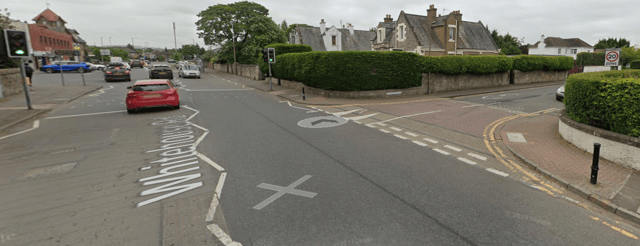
top-left (0, 8), bottom-right (14, 29)
top-left (156, 55), bottom-right (166, 62)
top-left (164, 47), bottom-right (168, 52)
top-left (126, 43), bottom-right (134, 50)
top-left (0, 9), bottom-right (17, 68)
top-left (196, 1), bottom-right (286, 64)
top-left (182, 44), bottom-right (199, 57)
top-left (284, 23), bottom-right (311, 36)
top-left (280, 20), bottom-right (288, 31)
top-left (369, 27), bottom-right (376, 32)
top-left (594, 38), bottom-right (631, 49)
top-left (491, 29), bottom-right (522, 55)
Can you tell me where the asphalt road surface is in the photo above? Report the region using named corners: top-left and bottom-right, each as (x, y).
top-left (1, 70), bottom-right (638, 246)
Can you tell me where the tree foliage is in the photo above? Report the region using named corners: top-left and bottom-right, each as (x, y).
top-left (491, 29), bottom-right (522, 55)
top-left (0, 10), bottom-right (17, 68)
top-left (594, 38), bottom-right (631, 49)
top-left (284, 23), bottom-right (311, 37)
top-left (196, 1), bottom-right (286, 64)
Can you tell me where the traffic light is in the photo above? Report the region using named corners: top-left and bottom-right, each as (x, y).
top-left (4, 30), bottom-right (30, 58)
top-left (267, 48), bottom-right (276, 63)
top-left (262, 48), bottom-right (268, 63)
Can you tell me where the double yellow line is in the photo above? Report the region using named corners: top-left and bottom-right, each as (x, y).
top-left (482, 108), bottom-right (563, 196)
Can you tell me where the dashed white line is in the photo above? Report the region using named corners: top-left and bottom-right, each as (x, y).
top-left (379, 129), bottom-right (390, 133)
top-left (215, 172), bottom-right (227, 198)
top-left (457, 157), bottom-right (477, 165)
top-left (140, 166), bottom-right (151, 171)
top-left (376, 123), bottom-right (387, 126)
top-left (412, 141), bottom-right (428, 147)
top-left (423, 138), bottom-right (439, 144)
top-left (332, 109), bottom-right (360, 116)
top-left (487, 168), bottom-right (509, 177)
top-left (394, 134), bottom-right (408, 140)
top-left (390, 127), bottom-right (402, 131)
top-left (353, 121), bottom-right (362, 124)
top-left (433, 148), bottom-right (450, 155)
top-left (444, 145), bottom-right (462, 152)
top-left (366, 124), bottom-right (376, 128)
top-left (467, 153), bottom-right (488, 161)
top-left (196, 152), bottom-right (225, 172)
top-left (405, 132), bottom-right (419, 137)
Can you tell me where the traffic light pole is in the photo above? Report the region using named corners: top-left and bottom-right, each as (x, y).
top-left (269, 63), bottom-right (272, 91)
top-left (19, 58), bottom-right (33, 110)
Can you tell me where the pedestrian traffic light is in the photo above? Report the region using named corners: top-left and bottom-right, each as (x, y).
top-left (3, 30), bottom-right (30, 58)
top-left (262, 48), bottom-right (268, 63)
top-left (267, 48), bottom-right (276, 64)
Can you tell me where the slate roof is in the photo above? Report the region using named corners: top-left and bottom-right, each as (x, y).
top-left (374, 21), bottom-right (396, 44)
top-left (340, 29), bottom-right (376, 51)
top-left (458, 21), bottom-right (499, 50)
top-left (404, 13), bottom-right (442, 49)
top-left (32, 9), bottom-right (64, 23)
top-left (296, 26), bottom-right (327, 51)
top-left (433, 15), bottom-right (450, 26)
top-left (75, 36), bottom-right (87, 44)
top-left (531, 37), bottom-right (593, 48)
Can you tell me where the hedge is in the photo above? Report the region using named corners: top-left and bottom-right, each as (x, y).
top-left (512, 55), bottom-right (574, 72)
top-left (259, 44), bottom-right (312, 74)
top-left (630, 60), bottom-right (640, 69)
top-left (273, 51), bottom-right (423, 91)
top-left (578, 52), bottom-right (634, 66)
top-left (423, 55), bottom-right (513, 75)
top-left (564, 70), bottom-right (640, 137)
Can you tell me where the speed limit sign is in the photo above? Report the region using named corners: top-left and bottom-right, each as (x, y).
top-left (605, 48), bottom-right (621, 66)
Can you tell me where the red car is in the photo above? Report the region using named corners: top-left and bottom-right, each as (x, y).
top-left (126, 80), bottom-right (180, 114)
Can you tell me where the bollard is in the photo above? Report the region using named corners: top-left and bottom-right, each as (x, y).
top-left (80, 69), bottom-right (86, 86)
top-left (590, 143), bottom-right (601, 184)
top-left (302, 87), bottom-right (305, 100)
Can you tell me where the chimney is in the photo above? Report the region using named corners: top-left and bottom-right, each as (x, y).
top-left (384, 14), bottom-right (393, 23)
top-left (320, 19), bottom-right (326, 35)
top-left (453, 10), bottom-right (462, 22)
top-left (541, 34), bottom-right (545, 43)
top-left (348, 23), bottom-right (354, 35)
top-left (427, 4), bottom-right (437, 23)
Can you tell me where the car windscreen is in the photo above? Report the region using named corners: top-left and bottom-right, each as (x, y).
top-left (133, 84), bottom-right (171, 91)
top-left (152, 66), bottom-right (170, 70)
top-left (107, 63), bottom-right (124, 68)
top-left (186, 66), bottom-right (199, 70)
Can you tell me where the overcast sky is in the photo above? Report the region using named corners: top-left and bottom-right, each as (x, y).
top-left (5, 0), bottom-right (639, 50)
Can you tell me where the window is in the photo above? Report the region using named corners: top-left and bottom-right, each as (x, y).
top-left (40, 36), bottom-right (43, 43)
top-left (449, 27), bottom-right (455, 40)
top-left (332, 36), bottom-right (336, 46)
top-left (378, 30), bottom-right (382, 43)
top-left (558, 49), bottom-right (561, 54)
top-left (570, 49), bottom-right (577, 54)
top-left (49, 37), bottom-right (52, 44)
top-left (400, 26), bottom-right (404, 39)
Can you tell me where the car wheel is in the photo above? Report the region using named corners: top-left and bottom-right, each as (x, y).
top-left (127, 109), bottom-right (136, 114)
top-left (173, 104), bottom-right (180, 110)
top-left (197, 76), bottom-right (201, 79)
top-left (45, 68), bottom-right (54, 73)
top-left (77, 68), bottom-right (84, 73)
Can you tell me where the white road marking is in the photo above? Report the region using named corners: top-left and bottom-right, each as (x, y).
top-left (433, 148), bottom-right (450, 155)
top-left (206, 194), bottom-right (219, 222)
top-left (353, 121), bottom-right (362, 124)
top-left (306, 111), bottom-right (317, 113)
top-left (379, 110), bottom-right (441, 123)
top-left (405, 132), bottom-right (419, 137)
top-left (106, 103), bottom-right (110, 106)
top-left (467, 153), bottom-right (488, 161)
top-left (344, 113), bottom-right (378, 121)
top-left (444, 145), bottom-right (462, 152)
top-left (379, 129), bottom-right (390, 133)
top-left (389, 127), bottom-right (402, 131)
top-left (140, 166), bottom-right (151, 171)
top-left (332, 109), bottom-right (361, 116)
top-left (215, 172), bottom-right (227, 198)
top-left (487, 168), bottom-right (509, 177)
top-left (207, 224), bottom-right (242, 246)
top-left (412, 141), bottom-right (428, 147)
top-left (45, 110), bottom-right (126, 119)
top-left (563, 196), bottom-right (580, 204)
top-left (457, 157), bottom-right (477, 165)
top-left (376, 123), bottom-right (387, 126)
top-left (462, 104), bottom-right (483, 108)
top-left (0, 120), bottom-right (40, 140)
top-left (196, 152), bottom-right (225, 172)
top-left (394, 134), bottom-right (408, 140)
top-left (366, 124), bottom-right (376, 128)
top-left (253, 175), bottom-right (317, 210)
top-left (423, 138), bottom-right (439, 144)
top-left (182, 89), bottom-right (253, 92)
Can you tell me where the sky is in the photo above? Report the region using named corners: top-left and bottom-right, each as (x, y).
top-left (4, 0), bottom-right (639, 50)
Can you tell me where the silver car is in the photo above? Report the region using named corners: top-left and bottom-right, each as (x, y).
top-left (556, 85), bottom-right (565, 101)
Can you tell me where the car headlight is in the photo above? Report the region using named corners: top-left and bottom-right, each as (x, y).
top-left (557, 86), bottom-right (565, 93)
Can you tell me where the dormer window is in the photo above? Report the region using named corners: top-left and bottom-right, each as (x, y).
top-left (378, 30), bottom-right (382, 43)
top-left (332, 36), bottom-right (336, 46)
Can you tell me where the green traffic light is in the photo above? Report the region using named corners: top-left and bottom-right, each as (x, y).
top-left (15, 50), bottom-right (24, 55)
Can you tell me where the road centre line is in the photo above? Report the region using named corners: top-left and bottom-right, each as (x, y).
top-left (405, 132), bottom-right (419, 137)
top-left (444, 145), bottom-right (462, 152)
top-left (468, 153), bottom-right (487, 161)
top-left (44, 110), bottom-right (127, 119)
top-left (486, 168), bottom-right (509, 177)
top-left (457, 157), bottom-right (477, 165)
top-left (412, 141), bottom-right (428, 147)
top-left (433, 148), bottom-right (450, 155)
top-left (0, 120), bottom-right (40, 140)
top-left (366, 124), bottom-right (376, 128)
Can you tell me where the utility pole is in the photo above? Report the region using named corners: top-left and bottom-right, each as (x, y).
top-left (132, 37), bottom-right (137, 48)
top-left (101, 37), bottom-right (104, 47)
top-left (173, 22), bottom-right (177, 50)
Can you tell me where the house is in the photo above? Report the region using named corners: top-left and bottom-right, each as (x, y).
top-left (528, 35), bottom-right (594, 59)
top-left (289, 20), bottom-right (376, 51)
top-left (372, 5), bottom-right (499, 56)
top-left (126, 48), bottom-right (139, 59)
top-left (28, 8), bottom-right (89, 68)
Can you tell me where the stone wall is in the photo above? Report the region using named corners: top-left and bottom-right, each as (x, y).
top-left (213, 63), bottom-right (263, 80)
top-left (0, 68), bottom-right (24, 98)
top-left (559, 109), bottom-right (640, 171)
top-left (278, 76), bottom-right (429, 99)
top-left (427, 72), bottom-right (510, 94)
top-left (512, 70), bottom-right (568, 85)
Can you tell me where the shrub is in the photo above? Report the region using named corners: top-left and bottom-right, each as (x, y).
top-left (423, 55), bottom-right (513, 75)
top-left (273, 51), bottom-right (423, 91)
top-left (259, 44), bottom-right (312, 74)
top-left (577, 52), bottom-right (605, 66)
top-left (512, 55), bottom-right (574, 72)
top-left (564, 70), bottom-right (640, 137)
top-left (630, 60), bottom-right (640, 69)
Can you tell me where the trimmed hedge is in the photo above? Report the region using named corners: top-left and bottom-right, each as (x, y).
top-left (630, 60), bottom-right (640, 69)
top-left (259, 44), bottom-right (312, 74)
top-left (565, 70), bottom-right (640, 137)
top-left (273, 51), bottom-right (423, 91)
top-left (576, 52), bottom-right (605, 66)
top-left (512, 55), bottom-right (574, 72)
top-left (423, 55), bottom-right (513, 75)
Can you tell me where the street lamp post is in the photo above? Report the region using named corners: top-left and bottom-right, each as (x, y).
top-left (132, 37), bottom-right (137, 48)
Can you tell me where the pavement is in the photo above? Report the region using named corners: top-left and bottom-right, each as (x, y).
top-left (205, 68), bottom-right (640, 227)
top-left (0, 84), bottom-right (102, 134)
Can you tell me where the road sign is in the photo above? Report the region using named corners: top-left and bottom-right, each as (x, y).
top-left (298, 116), bottom-right (348, 128)
top-left (605, 48), bottom-right (621, 66)
top-left (100, 49), bottom-right (110, 56)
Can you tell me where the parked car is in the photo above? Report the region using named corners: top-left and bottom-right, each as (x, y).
top-left (556, 85), bottom-right (565, 101)
top-left (149, 64), bottom-right (173, 79)
top-left (126, 80), bottom-right (180, 114)
top-left (130, 60), bottom-right (144, 68)
top-left (121, 62), bottom-right (131, 70)
top-left (86, 62), bottom-right (106, 71)
top-left (178, 64), bottom-right (201, 79)
top-left (168, 59), bottom-right (176, 63)
top-left (41, 61), bottom-right (90, 73)
top-left (104, 62), bottom-right (131, 82)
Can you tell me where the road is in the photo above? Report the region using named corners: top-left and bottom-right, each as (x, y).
top-left (0, 67), bottom-right (638, 245)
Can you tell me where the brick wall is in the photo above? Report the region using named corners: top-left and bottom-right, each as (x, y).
top-left (29, 24), bottom-right (74, 53)
top-left (0, 68), bottom-right (24, 98)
